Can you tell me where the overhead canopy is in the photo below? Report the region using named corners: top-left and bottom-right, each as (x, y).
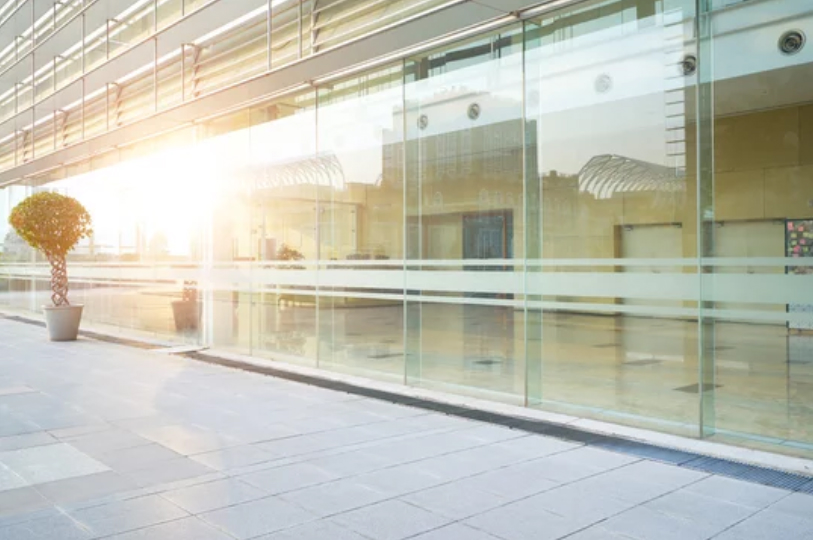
top-left (578, 154), bottom-right (685, 200)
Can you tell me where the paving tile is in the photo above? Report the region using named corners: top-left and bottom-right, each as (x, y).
top-left (0, 417), bottom-right (41, 438)
top-left (200, 496), bottom-right (316, 539)
top-left (464, 501), bottom-right (601, 540)
top-left (402, 481), bottom-right (511, 520)
top-left (0, 487), bottom-right (50, 518)
top-left (239, 462), bottom-right (340, 495)
top-left (70, 494), bottom-right (188, 537)
top-left (123, 457), bottom-right (214, 488)
top-left (332, 500), bottom-right (450, 540)
top-left (599, 505), bottom-right (729, 540)
top-left (33, 470), bottom-right (139, 506)
top-left (134, 424), bottom-right (241, 455)
top-left (255, 520), bottom-right (370, 540)
top-left (409, 523), bottom-right (502, 540)
top-left (564, 525), bottom-right (632, 539)
top-left (190, 445), bottom-right (280, 471)
top-left (712, 509), bottom-right (813, 540)
top-left (0, 463), bottom-right (29, 491)
top-left (68, 430), bottom-right (154, 456)
top-left (48, 424), bottom-right (111, 440)
top-left (280, 478), bottom-right (390, 517)
top-left (304, 449), bottom-right (395, 477)
top-left (104, 516), bottom-right (232, 540)
top-left (643, 489), bottom-right (757, 529)
top-left (95, 443), bottom-right (182, 472)
top-left (681, 475), bottom-right (789, 510)
top-left (450, 463), bottom-right (561, 500)
top-left (0, 513), bottom-right (93, 540)
top-left (766, 492), bottom-right (813, 521)
top-left (516, 483), bottom-right (634, 526)
top-left (0, 433), bottom-right (57, 452)
top-left (0, 443), bottom-right (109, 485)
top-left (162, 478), bottom-right (267, 514)
top-left (354, 465), bottom-right (447, 497)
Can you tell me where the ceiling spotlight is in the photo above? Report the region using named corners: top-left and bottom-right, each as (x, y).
top-left (679, 55), bottom-right (697, 76)
top-left (779, 30), bottom-right (805, 55)
top-left (467, 103), bottom-right (481, 120)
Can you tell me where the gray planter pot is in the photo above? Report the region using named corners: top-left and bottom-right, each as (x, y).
top-left (43, 304), bottom-right (84, 341)
top-left (172, 300), bottom-right (200, 332)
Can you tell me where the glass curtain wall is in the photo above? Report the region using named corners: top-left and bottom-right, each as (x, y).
top-left (524, 0), bottom-right (701, 435)
top-left (1, 0), bottom-right (812, 458)
top-left (404, 27), bottom-right (528, 403)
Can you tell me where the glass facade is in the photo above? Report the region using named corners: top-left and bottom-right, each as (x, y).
top-left (2, 0), bottom-right (813, 458)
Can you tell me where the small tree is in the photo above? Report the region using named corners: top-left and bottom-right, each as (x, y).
top-left (9, 192), bottom-right (92, 307)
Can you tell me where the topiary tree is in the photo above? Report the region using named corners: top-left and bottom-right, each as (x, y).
top-left (9, 192), bottom-right (92, 307)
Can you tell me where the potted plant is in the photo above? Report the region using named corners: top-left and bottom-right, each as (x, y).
top-left (9, 192), bottom-right (92, 341)
top-left (172, 280), bottom-right (199, 332)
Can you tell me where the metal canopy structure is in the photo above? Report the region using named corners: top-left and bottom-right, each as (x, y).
top-left (577, 154), bottom-right (685, 200)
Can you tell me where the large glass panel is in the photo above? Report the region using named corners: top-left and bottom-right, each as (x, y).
top-left (316, 65), bottom-right (405, 382)
top-left (706, 0), bottom-right (813, 456)
top-left (246, 90), bottom-right (319, 365)
top-left (405, 26), bottom-right (527, 403)
top-left (0, 145), bottom-right (207, 342)
top-left (525, 0), bottom-right (700, 435)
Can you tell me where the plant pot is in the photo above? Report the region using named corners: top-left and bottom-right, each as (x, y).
top-left (43, 304), bottom-right (84, 341)
top-left (172, 300), bottom-right (200, 332)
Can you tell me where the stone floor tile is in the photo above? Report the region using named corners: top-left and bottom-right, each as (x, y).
top-left (280, 478), bottom-right (390, 517)
top-left (712, 509), bottom-right (813, 540)
top-left (409, 523), bottom-right (503, 540)
top-left (0, 487), bottom-right (50, 518)
top-left (681, 475), bottom-right (789, 510)
top-left (599, 504), bottom-right (728, 540)
top-left (200, 496), bottom-right (316, 539)
top-left (463, 502), bottom-right (580, 540)
top-left (162, 478), bottom-right (267, 514)
top-left (33, 470), bottom-right (139, 506)
top-left (239, 462), bottom-right (340, 495)
top-left (0, 513), bottom-right (93, 540)
top-left (643, 489), bottom-right (757, 529)
top-left (402, 481), bottom-right (511, 520)
top-left (68, 430), bottom-right (154, 456)
top-left (0, 463), bottom-right (29, 491)
top-left (69, 494), bottom-right (188, 537)
top-left (0, 443), bottom-right (109, 485)
top-left (766, 492), bottom-right (813, 521)
top-left (0, 432), bottom-right (56, 452)
top-left (332, 500), bottom-right (450, 540)
top-left (190, 445), bottom-right (280, 471)
top-left (254, 520), bottom-right (369, 540)
top-left (123, 457), bottom-right (214, 488)
top-left (134, 424), bottom-right (242, 455)
top-left (103, 516), bottom-right (232, 540)
top-left (95, 443), bottom-right (182, 472)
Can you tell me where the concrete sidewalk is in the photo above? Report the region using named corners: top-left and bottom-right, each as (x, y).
top-left (0, 318), bottom-right (812, 540)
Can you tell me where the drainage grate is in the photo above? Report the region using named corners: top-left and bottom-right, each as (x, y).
top-left (798, 479), bottom-right (813, 494)
top-left (594, 438), bottom-right (698, 465)
top-left (673, 383), bottom-right (722, 394)
top-left (682, 456), bottom-right (812, 491)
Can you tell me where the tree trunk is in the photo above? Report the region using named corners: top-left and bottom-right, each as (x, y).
top-left (49, 255), bottom-right (69, 306)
